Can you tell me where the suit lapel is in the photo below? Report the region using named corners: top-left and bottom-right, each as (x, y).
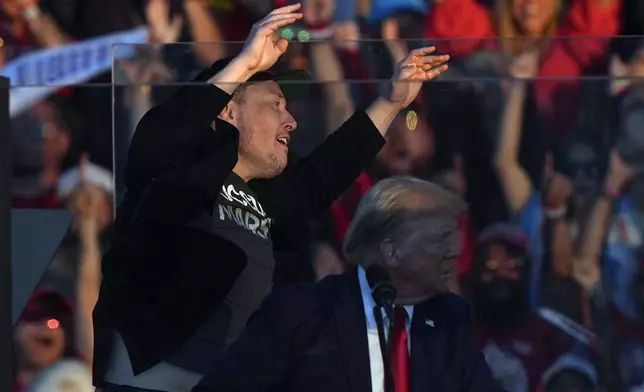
top-left (410, 298), bottom-right (447, 392)
top-left (332, 269), bottom-right (372, 392)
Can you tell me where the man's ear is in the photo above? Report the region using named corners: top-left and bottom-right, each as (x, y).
top-left (218, 102), bottom-right (236, 124)
top-left (380, 239), bottom-right (401, 268)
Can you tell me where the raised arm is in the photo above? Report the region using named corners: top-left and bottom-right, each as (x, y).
top-left (493, 51), bottom-right (539, 213)
top-left (130, 6), bottom-right (305, 223)
top-left (183, 1), bottom-right (228, 65)
top-left (20, 2), bottom-right (70, 47)
top-left (573, 150), bottom-right (632, 294)
top-left (252, 47), bottom-right (450, 221)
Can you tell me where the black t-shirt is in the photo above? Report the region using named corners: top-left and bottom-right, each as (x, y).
top-left (166, 173), bottom-right (275, 373)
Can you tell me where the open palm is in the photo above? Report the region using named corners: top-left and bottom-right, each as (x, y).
top-left (387, 47), bottom-right (450, 108)
top-left (240, 4), bottom-right (304, 72)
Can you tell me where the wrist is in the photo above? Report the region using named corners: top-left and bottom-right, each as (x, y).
top-left (378, 95), bottom-right (406, 112)
top-left (210, 56), bottom-right (257, 94)
top-left (229, 54), bottom-right (261, 78)
top-left (545, 205), bottom-right (567, 220)
top-left (602, 181), bottom-right (621, 200)
top-left (183, 0), bottom-right (207, 10)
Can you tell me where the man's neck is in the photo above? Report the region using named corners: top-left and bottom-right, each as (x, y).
top-left (233, 162), bottom-right (253, 182)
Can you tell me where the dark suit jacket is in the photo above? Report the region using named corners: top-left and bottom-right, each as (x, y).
top-left (193, 269), bottom-right (507, 392)
top-left (92, 65), bottom-right (386, 384)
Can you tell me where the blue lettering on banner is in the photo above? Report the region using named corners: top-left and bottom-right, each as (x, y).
top-left (0, 27), bottom-right (149, 118)
top-left (46, 55), bottom-right (63, 83)
top-left (97, 43), bottom-right (110, 65)
top-left (67, 50), bottom-right (78, 74)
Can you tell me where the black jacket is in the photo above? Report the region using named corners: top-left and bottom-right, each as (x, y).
top-left (192, 269), bottom-right (506, 392)
top-left (92, 70), bottom-right (386, 384)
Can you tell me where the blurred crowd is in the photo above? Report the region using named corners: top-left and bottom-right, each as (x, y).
top-left (3, 0), bottom-right (644, 391)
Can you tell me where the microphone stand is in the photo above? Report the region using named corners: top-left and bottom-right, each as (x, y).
top-left (373, 304), bottom-right (395, 392)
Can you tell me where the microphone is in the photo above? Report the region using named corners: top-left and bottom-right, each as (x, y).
top-left (366, 264), bottom-right (397, 392)
top-left (366, 264), bottom-right (397, 310)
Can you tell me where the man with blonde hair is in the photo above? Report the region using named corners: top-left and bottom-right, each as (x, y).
top-left (192, 177), bottom-right (505, 392)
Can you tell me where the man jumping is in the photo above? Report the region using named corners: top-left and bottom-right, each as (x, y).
top-left (93, 4), bottom-right (449, 392)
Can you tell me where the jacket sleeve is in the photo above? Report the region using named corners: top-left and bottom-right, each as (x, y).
top-left (250, 109), bottom-right (386, 223)
top-left (127, 80), bottom-right (240, 224)
top-left (191, 284), bottom-right (320, 392)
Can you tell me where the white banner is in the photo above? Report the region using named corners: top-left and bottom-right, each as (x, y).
top-left (536, 307), bottom-right (596, 345)
top-left (0, 27), bottom-right (149, 118)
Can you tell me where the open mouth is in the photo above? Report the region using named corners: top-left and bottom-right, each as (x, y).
top-left (276, 136), bottom-right (290, 148)
top-left (34, 336), bottom-right (54, 347)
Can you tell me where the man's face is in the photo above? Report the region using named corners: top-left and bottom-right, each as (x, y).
top-left (479, 243), bottom-right (523, 283)
top-left (471, 241), bottom-right (529, 326)
top-left (230, 81), bottom-right (297, 179)
top-left (388, 217), bottom-right (460, 304)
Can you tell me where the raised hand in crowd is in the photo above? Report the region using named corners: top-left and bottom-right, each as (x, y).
top-left (573, 150), bottom-right (633, 295)
top-left (182, 0), bottom-right (227, 64)
top-left (65, 155), bottom-right (110, 365)
top-left (1, 0), bottom-right (68, 47)
top-left (606, 147), bottom-right (633, 191)
top-left (543, 158), bottom-right (573, 212)
top-left (1, 0), bottom-right (37, 17)
top-left (146, 0), bottom-right (183, 44)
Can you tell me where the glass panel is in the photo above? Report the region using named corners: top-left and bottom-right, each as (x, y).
top-left (4, 34), bottom-right (644, 390)
top-left (110, 37), bottom-right (644, 391)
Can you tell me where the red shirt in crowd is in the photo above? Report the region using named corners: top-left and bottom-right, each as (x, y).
top-left (424, 0), bottom-right (621, 141)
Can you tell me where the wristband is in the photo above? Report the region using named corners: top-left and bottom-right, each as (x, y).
top-left (602, 183), bottom-right (620, 200)
top-left (23, 6), bottom-right (41, 21)
top-left (545, 206), bottom-right (567, 220)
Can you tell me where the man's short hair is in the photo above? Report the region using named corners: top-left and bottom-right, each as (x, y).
top-left (343, 176), bottom-right (465, 265)
top-left (231, 83), bottom-right (251, 103)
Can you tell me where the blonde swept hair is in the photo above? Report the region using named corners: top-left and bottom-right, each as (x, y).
top-left (343, 176), bottom-right (465, 266)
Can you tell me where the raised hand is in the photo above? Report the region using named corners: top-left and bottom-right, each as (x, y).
top-left (237, 4), bottom-right (304, 73)
top-left (385, 47), bottom-right (449, 109)
top-left (146, 0), bottom-right (183, 44)
top-left (572, 258), bottom-right (600, 294)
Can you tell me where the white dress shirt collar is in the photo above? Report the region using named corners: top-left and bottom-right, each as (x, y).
top-left (358, 266), bottom-right (414, 392)
top-left (357, 266), bottom-right (414, 331)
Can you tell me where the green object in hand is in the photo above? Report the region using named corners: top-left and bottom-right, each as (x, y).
top-left (280, 28), bottom-right (295, 41)
top-left (297, 30), bottom-right (310, 42)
